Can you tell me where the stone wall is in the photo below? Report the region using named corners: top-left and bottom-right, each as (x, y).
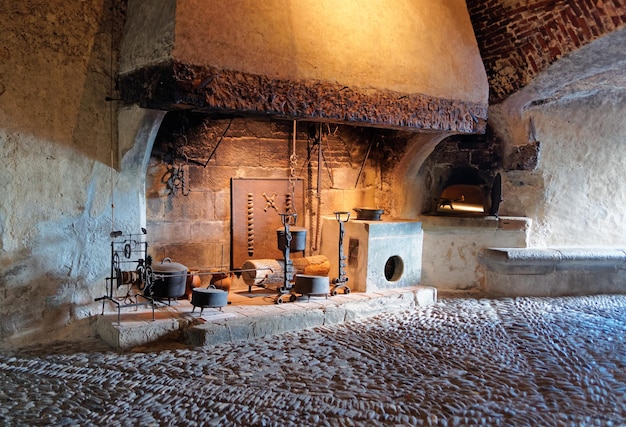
top-left (467, 0), bottom-right (626, 102)
top-left (0, 0), bottom-right (139, 346)
top-left (489, 28), bottom-right (626, 248)
top-left (145, 113), bottom-right (414, 274)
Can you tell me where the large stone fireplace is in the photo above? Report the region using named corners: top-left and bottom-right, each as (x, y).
top-left (122, 0), bottom-right (490, 294)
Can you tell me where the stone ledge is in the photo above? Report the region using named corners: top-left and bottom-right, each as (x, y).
top-left (421, 215), bottom-right (531, 231)
top-left (95, 286), bottom-right (437, 350)
top-left (482, 247), bottom-right (626, 274)
top-left (481, 247), bottom-right (626, 297)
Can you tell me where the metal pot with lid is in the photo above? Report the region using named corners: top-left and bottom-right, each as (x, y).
top-left (149, 258), bottom-right (188, 300)
top-left (352, 207), bottom-right (385, 221)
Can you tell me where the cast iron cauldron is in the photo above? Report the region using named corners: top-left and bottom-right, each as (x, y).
top-left (191, 288), bottom-right (228, 313)
top-left (149, 258), bottom-right (188, 300)
top-left (276, 227), bottom-right (307, 252)
top-left (294, 275), bottom-right (330, 297)
top-left (353, 207), bottom-right (384, 221)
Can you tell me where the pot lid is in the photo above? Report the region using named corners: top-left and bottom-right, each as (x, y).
top-left (152, 257), bottom-right (187, 273)
top-left (353, 207), bottom-right (384, 212)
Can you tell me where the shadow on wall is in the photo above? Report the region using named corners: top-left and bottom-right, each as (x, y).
top-left (0, 0), bottom-right (126, 168)
top-left (389, 132), bottom-right (453, 219)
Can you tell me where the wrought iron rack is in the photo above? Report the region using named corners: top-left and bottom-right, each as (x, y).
top-left (95, 229), bottom-right (155, 324)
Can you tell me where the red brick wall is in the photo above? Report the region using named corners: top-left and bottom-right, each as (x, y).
top-left (467, 0), bottom-right (626, 102)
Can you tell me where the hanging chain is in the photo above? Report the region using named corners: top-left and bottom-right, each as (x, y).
top-left (168, 134), bottom-right (190, 197)
top-left (180, 164), bottom-right (190, 196)
top-left (287, 120), bottom-right (298, 221)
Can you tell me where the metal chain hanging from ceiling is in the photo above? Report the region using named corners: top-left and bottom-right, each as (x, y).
top-left (287, 120), bottom-right (298, 220)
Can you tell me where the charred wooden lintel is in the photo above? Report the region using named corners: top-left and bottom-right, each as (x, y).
top-left (119, 61), bottom-right (488, 134)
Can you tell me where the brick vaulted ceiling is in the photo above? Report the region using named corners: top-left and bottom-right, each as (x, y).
top-left (466, 0), bottom-right (626, 103)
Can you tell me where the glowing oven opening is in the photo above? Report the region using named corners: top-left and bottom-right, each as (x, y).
top-left (437, 184), bottom-right (485, 214)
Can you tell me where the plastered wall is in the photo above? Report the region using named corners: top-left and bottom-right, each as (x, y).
top-left (490, 28), bottom-right (626, 248)
top-left (172, 0), bottom-right (488, 104)
top-left (0, 0), bottom-right (143, 346)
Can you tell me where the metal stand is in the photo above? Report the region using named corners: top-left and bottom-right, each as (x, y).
top-left (331, 211), bottom-right (351, 295)
top-left (95, 229), bottom-right (155, 324)
top-left (275, 213), bottom-right (298, 304)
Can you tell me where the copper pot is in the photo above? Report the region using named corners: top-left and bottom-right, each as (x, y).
top-left (185, 270), bottom-right (202, 299)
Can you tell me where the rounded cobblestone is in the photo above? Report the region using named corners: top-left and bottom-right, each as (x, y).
top-left (1, 295), bottom-right (625, 426)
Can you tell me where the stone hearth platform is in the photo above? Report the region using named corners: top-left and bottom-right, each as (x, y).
top-left (95, 286), bottom-right (437, 350)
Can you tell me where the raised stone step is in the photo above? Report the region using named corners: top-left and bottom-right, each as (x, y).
top-left (95, 286), bottom-right (437, 350)
top-left (185, 286), bottom-right (437, 347)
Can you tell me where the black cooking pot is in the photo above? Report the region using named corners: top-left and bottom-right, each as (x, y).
top-left (353, 207), bottom-right (384, 221)
top-left (277, 227), bottom-right (307, 252)
top-left (149, 258), bottom-right (188, 299)
top-left (191, 288), bottom-right (228, 313)
top-left (294, 274), bottom-right (330, 296)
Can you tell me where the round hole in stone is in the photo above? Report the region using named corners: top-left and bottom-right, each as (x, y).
top-left (384, 255), bottom-right (404, 282)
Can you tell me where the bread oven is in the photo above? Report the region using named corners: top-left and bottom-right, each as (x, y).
top-left (415, 133), bottom-right (530, 291)
top-left (418, 130), bottom-right (503, 219)
top-left (431, 168), bottom-right (502, 217)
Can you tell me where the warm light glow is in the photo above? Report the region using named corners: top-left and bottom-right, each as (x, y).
top-left (172, 0), bottom-right (488, 103)
top-left (437, 203), bottom-right (484, 213)
top-left (437, 184), bottom-right (485, 214)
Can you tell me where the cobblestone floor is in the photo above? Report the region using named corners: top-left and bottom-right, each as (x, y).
top-left (1, 295), bottom-right (625, 426)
